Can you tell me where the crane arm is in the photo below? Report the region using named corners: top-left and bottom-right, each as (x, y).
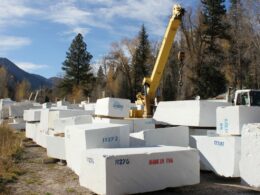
top-left (143, 5), bottom-right (185, 98)
top-left (141, 5), bottom-right (185, 117)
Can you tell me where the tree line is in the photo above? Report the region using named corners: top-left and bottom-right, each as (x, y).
top-left (0, 0), bottom-right (259, 103)
top-left (58, 0), bottom-right (259, 103)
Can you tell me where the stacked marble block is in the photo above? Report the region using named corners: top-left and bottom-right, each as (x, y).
top-left (154, 100), bottom-right (231, 127)
top-left (191, 105), bottom-right (260, 178)
top-left (75, 98), bottom-right (200, 194)
top-left (0, 98), bottom-right (14, 120)
top-left (130, 126), bottom-right (189, 147)
top-left (154, 100), bottom-right (242, 177)
top-left (46, 115), bottom-right (93, 160)
top-left (43, 109), bottom-right (92, 158)
top-left (93, 98), bottom-right (156, 133)
top-left (24, 109), bottom-right (42, 140)
top-left (153, 99), bottom-right (230, 140)
top-left (9, 101), bottom-right (41, 130)
top-left (24, 105), bottom-right (92, 149)
top-left (240, 124), bottom-right (260, 188)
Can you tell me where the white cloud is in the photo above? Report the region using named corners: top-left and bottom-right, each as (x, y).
top-left (48, 2), bottom-right (91, 26)
top-left (0, 36), bottom-right (31, 54)
top-left (15, 62), bottom-right (49, 72)
top-left (0, 0), bottom-right (42, 29)
top-left (47, 1), bottom-right (111, 30)
top-left (46, 0), bottom-right (184, 37)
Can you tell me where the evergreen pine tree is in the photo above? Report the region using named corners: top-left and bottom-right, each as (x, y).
top-left (60, 33), bottom-right (93, 96)
top-left (202, 0), bottom-right (229, 51)
top-left (132, 25), bottom-right (151, 97)
top-left (97, 66), bottom-right (105, 87)
top-left (228, 0), bottom-right (253, 89)
top-left (195, 0), bottom-right (229, 98)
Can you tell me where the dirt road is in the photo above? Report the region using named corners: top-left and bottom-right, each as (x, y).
top-left (5, 140), bottom-right (260, 195)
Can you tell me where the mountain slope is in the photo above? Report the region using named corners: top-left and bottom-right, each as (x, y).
top-left (0, 58), bottom-right (52, 89)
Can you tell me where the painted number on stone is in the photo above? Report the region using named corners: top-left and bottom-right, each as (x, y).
top-left (102, 136), bottom-right (119, 143)
top-left (115, 159), bottom-right (130, 165)
top-left (149, 158), bottom-right (174, 165)
top-left (214, 140), bottom-right (224, 146)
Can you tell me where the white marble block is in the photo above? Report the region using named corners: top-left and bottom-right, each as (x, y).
top-left (9, 102), bottom-right (36, 118)
top-left (48, 109), bottom-right (90, 130)
top-left (154, 100), bottom-right (230, 127)
top-left (79, 146), bottom-right (200, 195)
top-left (35, 129), bottom-right (48, 148)
top-left (53, 115), bottom-right (92, 133)
top-left (132, 118), bottom-right (155, 132)
top-left (130, 126), bottom-right (189, 147)
top-left (217, 106), bottom-right (260, 135)
top-left (93, 117), bottom-right (155, 133)
top-left (23, 109), bottom-right (41, 122)
top-left (95, 98), bottom-right (130, 118)
top-left (240, 123), bottom-right (260, 188)
top-left (93, 117), bottom-right (134, 133)
top-left (8, 122), bottom-right (25, 130)
top-left (46, 135), bottom-right (66, 160)
top-left (25, 122), bottom-right (40, 140)
top-left (0, 98), bottom-right (14, 119)
top-left (65, 123), bottom-right (130, 175)
top-left (190, 135), bottom-right (241, 177)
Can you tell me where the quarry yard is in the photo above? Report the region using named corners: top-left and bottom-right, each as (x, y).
top-left (4, 138), bottom-right (259, 195)
top-left (0, 0), bottom-right (260, 194)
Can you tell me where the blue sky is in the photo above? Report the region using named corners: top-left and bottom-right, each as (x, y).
top-left (0, 0), bottom-right (220, 78)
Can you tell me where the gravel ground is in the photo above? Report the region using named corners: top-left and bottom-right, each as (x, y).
top-left (5, 140), bottom-right (260, 195)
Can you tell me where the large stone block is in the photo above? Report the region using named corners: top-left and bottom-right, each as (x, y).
top-left (132, 118), bottom-right (155, 133)
top-left (79, 146), bottom-right (200, 195)
top-left (217, 106), bottom-right (260, 135)
top-left (93, 117), bottom-right (155, 133)
top-left (48, 109), bottom-right (90, 130)
top-left (0, 98), bottom-right (14, 119)
top-left (93, 117), bottom-right (134, 133)
top-left (9, 102), bottom-right (38, 118)
top-left (25, 122), bottom-right (40, 140)
top-left (95, 98), bottom-right (130, 118)
top-left (130, 126), bottom-right (189, 147)
top-left (53, 115), bottom-right (92, 133)
top-left (46, 135), bottom-right (66, 160)
top-left (23, 109), bottom-right (41, 122)
top-left (65, 123), bottom-right (130, 175)
top-left (154, 100), bottom-right (230, 127)
top-left (190, 135), bottom-right (241, 177)
top-left (240, 123), bottom-right (260, 188)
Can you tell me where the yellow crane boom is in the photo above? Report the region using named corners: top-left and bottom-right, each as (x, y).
top-left (142, 5), bottom-right (185, 117)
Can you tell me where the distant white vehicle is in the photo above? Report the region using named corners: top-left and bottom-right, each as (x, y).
top-left (233, 89), bottom-right (260, 106)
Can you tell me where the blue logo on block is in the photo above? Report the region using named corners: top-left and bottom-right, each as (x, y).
top-left (113, 101), bottom-right (124, 111)
top-left (224, 118), bottom-right (229, 133)
top-left (214, 140), bottom-right (224, 146)
top-left (219, 123), bottom-right (223, 130)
